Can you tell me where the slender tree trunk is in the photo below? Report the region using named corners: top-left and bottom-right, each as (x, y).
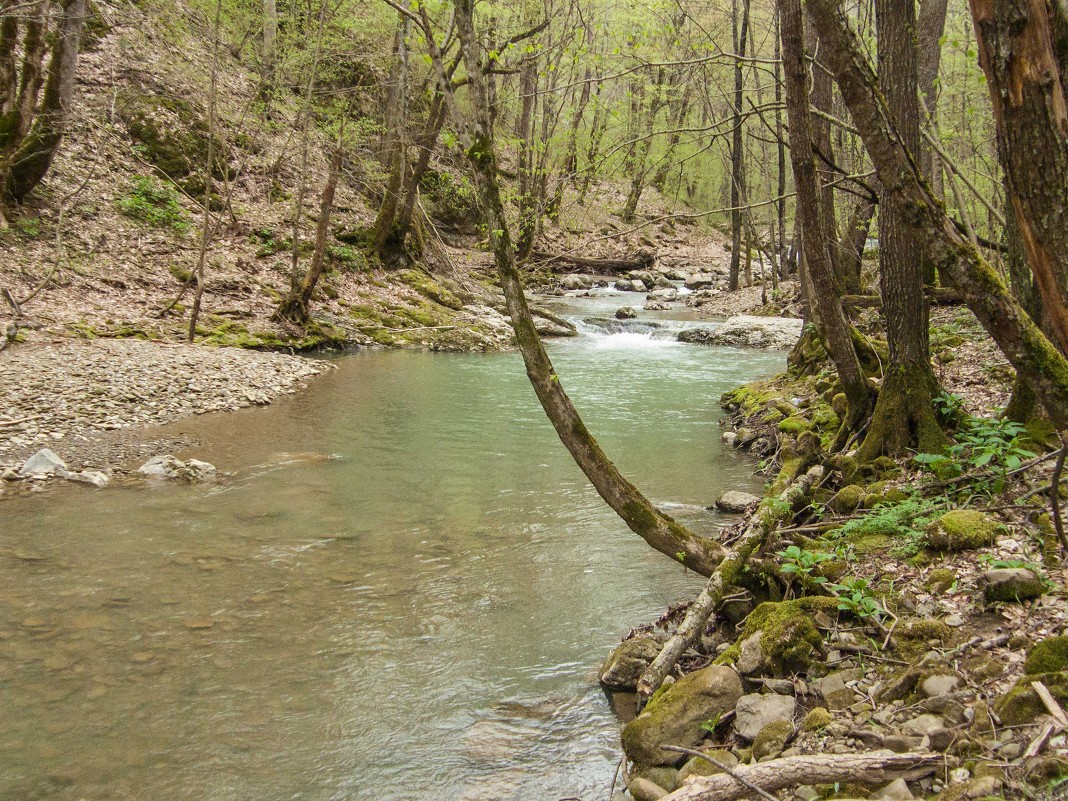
top-left (916, 0), bottom-right (948, 285)
top-left (261, 0), bottom-right (277, 104)
top-left (779, 0), bottom-right (871, 441)
top-left (427, 0), bottom-right (727, 576)
top-left (621, 67), bottom-right (665, 222)
top-left (728, 0), bottom-right (751, 291)
top-left (372, 12), bottom-right (411, 265)
top-left (803, 0), bottom-right (1068, 429)
top-left (577, 83), bottom-right (605, 204)
top-left (855, 0), bottom-right (946, 460)
top-left (393, 94), bottom-right (447, 245)
top-left (774, 7), bottom-right (787, 282)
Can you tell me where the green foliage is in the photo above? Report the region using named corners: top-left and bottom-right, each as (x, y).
top-left (914, 413), bottom-right (1036, 494)
top-left (420, 169), bottom-right (479, 230)
top-left (15, 215), bottom-right (41, 238)
top-left (328, 244), bottom-right (368, 271)
top-left (832, 494), bottom-right (942, 557)
top-left (117, 176), bottom-right (189, 233)
top-left (776, 545), bottom-right (832, 585)
top-left (828, 577), bottom-right (884, 620)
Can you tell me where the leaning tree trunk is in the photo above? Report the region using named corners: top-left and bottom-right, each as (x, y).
top-left (427, 0), bottom-right (727, 576)
top-left (968, 0), bottom-right (1068, 358)
top-left (5, 0), bottom-right (87, 204)
top-left (856, 0), bottom-right (947, 460)
top-left (803, 0), bottom-right (1068, 430)
top-left (779, 0), bottom-right (872, 442)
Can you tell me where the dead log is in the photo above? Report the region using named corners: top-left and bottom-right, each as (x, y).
top-left (637, 461), bottom-right (823, 698)
top-left (529, 248), bottom-right (657, 275)
top-left (663, 752), bottom-right (942, 801)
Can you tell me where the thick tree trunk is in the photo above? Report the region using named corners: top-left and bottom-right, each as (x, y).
top-left (857, 0), bottom-right (946, 460)
top-left (779, 0), bottom-right (871, 440)
top-left (803, 0), bottom-right (1068, 429)
top-left (437, 0), bottom-right (727, 576)
top-left (6, 0), bottom-right (87, 203)
top-left (969, 0), bottom-right (1068, 357)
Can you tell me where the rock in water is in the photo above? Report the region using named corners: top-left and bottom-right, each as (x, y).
top-left (615, 306), bottom-right (638, 320)
top-left (713, 490), bottom-right (760, 513)
top-left (621, 665), bottom-right (743, 767)
top-left (600, 636), bottom-right (662, 691)
top-left (18, 449), bottom-right (67, 477)
top-left (678, 315), bottom-right (803, 349)
top-left (138, 455), bottom-right (217, 483)
top-left (560, 273), bottom-right (592, 290)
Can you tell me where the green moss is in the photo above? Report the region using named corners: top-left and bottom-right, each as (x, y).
top-left (778, 415), bottom-right (813, 434)
top-left (799, 707), bottom-right (833, 732)
top-left (398, 269), bottom-right (464, 310)
top-left (994, 671), bottom-right (1068, 725)
top-left (631, 766), bottom-right (678, 792)
top-left (925, 568), bottom-right (958, 594)
top-left (118, 90), bottom-right (228, 181)
top-left (1025, 637), bottom-right (1068, 675)
top-left (892, 619), bottom-right (954, 660)
top-left (752, 719), bottom-right (793, 760)
top-left (677, 750), bottom-right (737, 782)
top-left (828, 484), bottom-right (865, 514)
top-left (924, 510), bottom-right (999, 552)
top-left (738, 598), bottom-right (839, 675)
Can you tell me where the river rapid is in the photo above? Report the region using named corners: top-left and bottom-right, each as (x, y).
top-left (0, 290), bottom-right (784, 801)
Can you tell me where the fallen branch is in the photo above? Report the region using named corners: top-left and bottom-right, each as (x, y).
top-left (636, 463), bottom-right (823, 698)
top-left (661, 752), bottom-right (942, 801)
top-left (661, 746), bottom-right (777, 801)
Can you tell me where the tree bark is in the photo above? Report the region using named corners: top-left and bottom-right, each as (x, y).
top-left (856, 0), bottom-right (946, 459)
top-left (803, 0), bottom-right (1068, 429)
top-left (434, 0), bottom-right (727, 576)
top-left (261, 0), bottom-right (278, 102)
top-left (728, 0), bottom-right (751, 291)
top-left (372, 11), bottom-right (411, 265)
top-left (779, 0), bottom-right (871, 440)
top-left (968, 0), bottom-right (1068, 357)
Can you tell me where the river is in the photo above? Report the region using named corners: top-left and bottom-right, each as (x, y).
top-left (0, 291), bottom-right (784, 801)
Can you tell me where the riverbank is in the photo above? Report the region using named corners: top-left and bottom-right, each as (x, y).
top-left (0, 337), bottom-right (328, 489)
top-left (600, 309), bottom-right (1068, 801)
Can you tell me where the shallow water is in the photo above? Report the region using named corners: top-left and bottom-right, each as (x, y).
top-left (0, 298), bottom-right (783, 801)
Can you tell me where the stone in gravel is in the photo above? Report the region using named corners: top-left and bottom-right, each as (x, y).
top-left (1, 468), bottom-right (17, 480)
top-left (876, 778), bottom-right (914, 800)
top-left (883, 735), bottom-right (916, 753)
top-left (736, 631), bottom-right (763, 675)
top-left (713, 491), bottom-right (760, 513)
top-left (794, 786), bottom-right (820, 801)
top-left (627, 777), bottom-right (668, 801)
top-left (927, 727), bottom-right (955, 752)
top-left (644, 301), bottom-right (670, 311)
top-left (921, 674), bottom-right (960, 698)
top-left (900, 713), bottom-right (944, 737)
top-left (760, 678), bottom-right (795, 695)
top-left (677, 749), bottom-right (737, 783)
top-left (60, 469), bottom-right (109, 488)
top-left (18, 448), bottom-right (66, 476)
top-left (979, 568), bottom-right (1045, 602)
top-left (734, 692), bottom-right (796, 741)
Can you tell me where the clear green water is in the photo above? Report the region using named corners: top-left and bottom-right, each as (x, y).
top-left (0, 312), bottom-right (783, 801)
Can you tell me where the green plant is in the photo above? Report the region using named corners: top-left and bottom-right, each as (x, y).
top-left (914, 415), bottom-right (1036, 494)
top-left (117, 175), bottom-right (189, 232)
top-left (828, 577), bottom-right (884, 620)
top-left (777, 545), bottom-right (833, 586)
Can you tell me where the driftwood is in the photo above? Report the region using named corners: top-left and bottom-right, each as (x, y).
top-left (662, 752), bottom-right (942, 801)
top-left (529, 248), bottom-right (656, 274)
top-left (841, 287), bottom-right (962, 309)
top-left (636, 464), bottom-right (823, 698)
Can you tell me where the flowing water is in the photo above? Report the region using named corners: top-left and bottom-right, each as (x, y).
top-left (0, 293), bottom-right (783, 801)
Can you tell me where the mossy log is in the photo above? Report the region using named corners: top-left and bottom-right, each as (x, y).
top-left (636, 464), bottom-right (824, 699)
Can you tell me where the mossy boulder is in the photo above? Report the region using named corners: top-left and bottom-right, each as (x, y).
top-left (925, 568), bottom-right (958, 595)
top-left (630, 766), bottom-right (678, 793)
top-left (621, 665), bottom-right (743, 768)
top-left (800, 707), bottom-right (833, 732)
top-left (677, 749), bottom-right (737, 783)
top-left (752, 719), bottom-right (793, 760)
top-left (979, 568), bottom-right (1045, 602)
top-left (600, 636), bottom-right (661, 691)
top-left (994, 671), bottom-right (1068, 726)
top-left (828, 484), bottom-right (865, 514)
top-left (729, 598), bottom-right (838, 676)
top-left (778, 415), bottom-right (813, 434)
top-left (1024, 637), bottom-right (1068, 675)
top-left (924, 510), bottom-right (999, 552)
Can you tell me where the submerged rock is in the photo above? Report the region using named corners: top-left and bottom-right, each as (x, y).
top-left (138, 455), bottom-right (217, 483)
top-left (621, 665), bottom-right (743, 767)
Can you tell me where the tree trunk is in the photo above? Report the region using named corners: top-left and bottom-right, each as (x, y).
top-left (856, 0), bottom-right (946, 460)
top-left (728, 0), bottom-right (751, 291)
top-left (916, 0), bottom-right (948, 285)
top-left (261, 0), bottom-right (277, 103)
top-left (430, 0), bottom-right (727, 577)
top-left (372, 12), bottom-right (411, 265)
top-left (779, 0), bottom-right (871, 441)
top-left (969, 0), bottom-right (1068, 357)
top-left (774, 7), bottom-right (787, 282)
top-left (837, 194), bottom-right (875, 294)
top-left (802, 0), bottom-right (1068, 430)
top-left (5, 0), bottom-right (87, 203)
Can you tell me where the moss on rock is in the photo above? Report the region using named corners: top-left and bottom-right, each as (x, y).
top-left (925, 568), bottom-right (958, 594)
top-left (736, 597), bottom-right (839, 675)
top-left (752, 719), bottom-right (793, 760)
top-left (778, 415), bottom-right (813, 434)
top-left (1024, 637), bottom-right (1068, 675)
top-left (924, 510), bottom-right (999, 552)
top-left (828, 484), bottom-right (865, 514)
top-left (677, 749), bottom-right (737, 783)
top-left (800, 707), bottom-right (833, 732)
top-left (994, 671), bottom-right (1068, 725)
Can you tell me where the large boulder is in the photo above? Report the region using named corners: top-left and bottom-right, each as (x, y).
top-left (924, 510), bottom-right (999, 552)
top-left (560, 273), bottom-right (593, 290)
top-left (678, 316), bottom-right (804, 350)
top-left (616, 279), bottom-right (648, 293)
top-left (18, 449), bottom-right (67, 477)
top-left (600, 636), bottom-right (662, 691)
top-left (713, 490), bottom-right (760, 513)
top-left (684, 273), bottom-right (715, 290)
top-left (627, 270), bottom-right (657, 286)
top-left (621, 665), bottom-right (743, 768)
top-left (733, 692), bottom-right (796, 741)
top-left (615, 306), bottom-right (639, 320)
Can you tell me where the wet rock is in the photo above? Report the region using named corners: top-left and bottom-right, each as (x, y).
top-left (678, 315), bottom-right (803, 350)
top-left (713, 490), bottom-right (760, 513)
top-left (627, 777), bottom-right (669, 801)
top-left (644, 301), bottom-right (670, 311)
top-left (684, 273), bottom-right (715, 290)
top-left (600, 636), bottom-right (661, 691)
top-left (647, 288), bottom-right (679, 303)
top-left (138, 455), bottom-right (217, 483)
top-left (560, 273), bottom-right (592, 290)
top-left (924, 510), bottom-right (999, 552)
top-left (652, 275), bottom-right (675, 289)
top-left (734, 693), bottom-right (796, 740)
top-left (18, 448), bottom-right (67, 477)
top-left (721, 431), bottom-right (737, 448)
top-left (979, 567), bottom-right (1045, 602)
top-left (59, 469), bottom-right (109, 488)
top-left (617, 280), bottom-right (647, 293)
top-left (615, 306), bottom-right (638, 320)
top-left (626, 270), bottom-right (657, 286)
top-left (621, 665), bottom-right (743, 767)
